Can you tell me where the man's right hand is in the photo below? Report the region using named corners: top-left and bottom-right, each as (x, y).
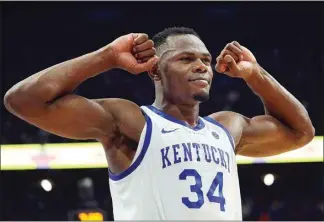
top-left (109, 33), bottom-right (159, 74)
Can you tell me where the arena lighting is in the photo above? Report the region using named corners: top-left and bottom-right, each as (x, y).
top-left (1, 136), bottom-right (322, 170)
top-left (263, 173), bottom-right (275, 186)
top-left (79, 177), bottom-right (93, 188)
top-left (68, 208), bottom-right (107, 221)
top-left (78, 177), bottom-right (95, 201)
top-left (67, 177), bottom-right (108, 221)
top-left (40, 179), bottom-right (52, 192)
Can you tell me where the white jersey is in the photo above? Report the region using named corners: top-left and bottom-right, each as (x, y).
top-left (109, 105), bottom-right (242, 220)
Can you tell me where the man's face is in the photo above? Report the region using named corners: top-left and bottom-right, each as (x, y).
top-left (157, 34), bottom-right (213, 105)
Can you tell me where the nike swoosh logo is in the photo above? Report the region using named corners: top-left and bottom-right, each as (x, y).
top-left (161, 128), bottom-right (179, 134)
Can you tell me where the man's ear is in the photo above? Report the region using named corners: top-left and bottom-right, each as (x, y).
top-left (148, 61), bottom-right (161, 81)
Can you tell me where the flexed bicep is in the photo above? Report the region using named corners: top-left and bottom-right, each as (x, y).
top-left (236, 115), bottom-right (312, 157)
top-left (22, 95), bottom-right (117, 140)
top-left (207, 111), bottom-right (312, 158)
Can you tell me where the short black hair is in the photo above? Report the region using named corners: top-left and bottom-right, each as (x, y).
top-left (152, 27), bottom-right (200, 49)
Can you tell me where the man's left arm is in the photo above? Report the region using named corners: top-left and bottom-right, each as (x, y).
top-left (213, 42), bottom-right (315, 157)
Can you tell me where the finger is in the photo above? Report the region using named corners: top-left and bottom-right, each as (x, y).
top-left (131, 33), bottom-right (139, 39)
top-left (232, 42), bottom-right (244, 60)
top-left (133, 40), bottom-right (154, 53)
top-left (215, 49), bottom-right (240, 73)
top-left (135, 48), bottom-right (156, 59)
top-left (224, 55), bottom-right (240, 74)
top-left (215, 62), bottom-right (227, 73)
top-left (226, 43), bottom-right (243, 60)
top-left (221, 50), bottom-right (239, 62)
top-left (226, 43), bottom-right (242, 55)
top-left (141, 56), bottom-right (154, 63)
top-left (216, 49), bottom-right (239, 64)
top-left (232, 41), bottom-right (242, 50)
top-left (215, 64), bottom-right (227, 73)
top-left (133, 33), bottom-right (148, 45)
top-left (133, 56), bottom-right (159, 73)
top-left (215, 56), bottom-right (227, 73)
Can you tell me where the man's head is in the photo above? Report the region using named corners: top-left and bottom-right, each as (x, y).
top-left (150, 27), bottom-right (213, 105)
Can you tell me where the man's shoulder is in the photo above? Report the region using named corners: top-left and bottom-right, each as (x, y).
top-left (94, 97), bottom-right (140, 109)
top-left (94, 98), bottom-right (145, 141)
top-left (206, 111), bottom-right (248, 148)
top-left (207, 111), bottom-right (245, 124)
top-left (94, 98), bottom-right (142, 117)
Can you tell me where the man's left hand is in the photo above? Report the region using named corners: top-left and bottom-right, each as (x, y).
top-left (215, 41), bottom-right (259, 80)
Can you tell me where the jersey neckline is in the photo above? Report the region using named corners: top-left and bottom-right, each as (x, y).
top-left (146, 105), bottom-right (205, 131)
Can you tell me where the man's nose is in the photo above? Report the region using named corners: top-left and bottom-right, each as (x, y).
top-left (192, 60), bottom-right (207, 73)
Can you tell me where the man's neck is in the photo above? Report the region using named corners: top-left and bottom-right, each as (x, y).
top-left (153, 100), bottom-right (200, 127)
top-left (153, 83), bottom-right (201, 127)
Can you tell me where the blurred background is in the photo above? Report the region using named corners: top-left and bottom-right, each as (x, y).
top-left (1, 1), bottom-right (323, 221)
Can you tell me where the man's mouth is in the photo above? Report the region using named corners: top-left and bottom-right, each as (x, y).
top-left (189, 78), bottom-right (210, 87)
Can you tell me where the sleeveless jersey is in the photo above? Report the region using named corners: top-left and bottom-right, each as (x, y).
top-left (108, 105), bottom-right (242, 220)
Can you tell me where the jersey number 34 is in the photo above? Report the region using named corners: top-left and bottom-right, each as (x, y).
top-left (179, 169), bottom-right (225, 211)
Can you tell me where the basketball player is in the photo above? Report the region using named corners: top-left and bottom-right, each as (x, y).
top-left (4, 27), bottom-right (314, 220)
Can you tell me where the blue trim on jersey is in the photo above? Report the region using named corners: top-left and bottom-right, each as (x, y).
top-left (147, 105), bottom-right (205, 131)
top-left (108, 111), bottom-right (152, 181)
top-left (203, 116), bottom-right (235, 151)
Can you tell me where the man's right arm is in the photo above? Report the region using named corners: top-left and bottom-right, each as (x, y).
top-left (4, 33), bottom-right (157, 142)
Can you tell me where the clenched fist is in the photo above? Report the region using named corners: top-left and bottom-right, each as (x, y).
top-left (215, 41), bottom-right (258, 80)
top-left (109, 33), bottom-right (159, 74)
